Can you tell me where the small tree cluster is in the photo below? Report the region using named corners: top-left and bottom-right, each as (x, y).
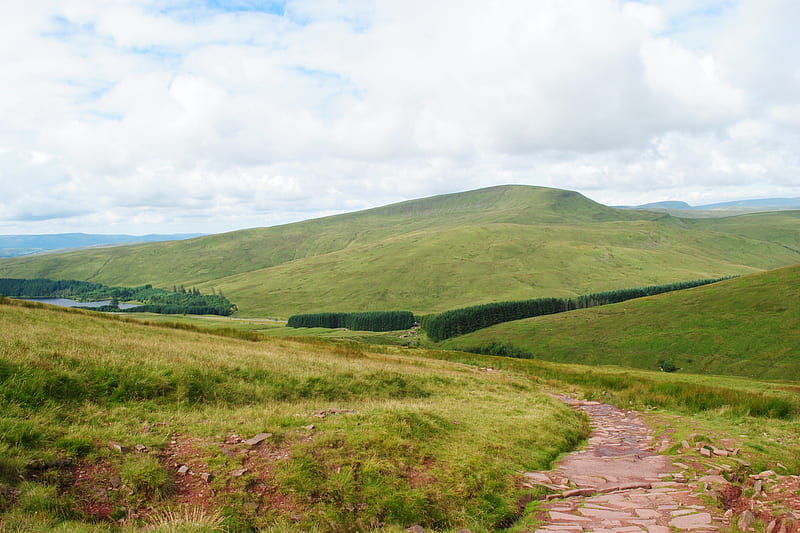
top-left (287, 311), bottom-right (415, 332)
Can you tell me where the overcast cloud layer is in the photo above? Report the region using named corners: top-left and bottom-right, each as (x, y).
top-left (1, 0), bottom-right (798, 234)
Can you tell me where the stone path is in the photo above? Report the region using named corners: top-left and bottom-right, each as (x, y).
top-left (525, 397), bottom-right (725, 533)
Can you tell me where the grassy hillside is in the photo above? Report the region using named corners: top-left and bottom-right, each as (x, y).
top-left (0, 185), bottom-right (798, 316)
top-left (441, 264), bottom-right (800, 380)
top-left (0, 297), bottom-right (587, 532)
top-left (2, 297), bottom-right (799, 531)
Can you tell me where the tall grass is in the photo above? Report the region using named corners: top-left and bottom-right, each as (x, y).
top-left (0, 298), bottom-right (588, 532)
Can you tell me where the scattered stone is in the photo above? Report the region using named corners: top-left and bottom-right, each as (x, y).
top-left (599, 482), bottom-right (653, 493)
top-left (699, 447), bottom-right (712, 457)
top-left (312, 408), bottom-right (355, 418)
top-left (525, 472), bottom-right (554, 484)
top-left (200, 472), bottom-right (213, 483)
top-left (754, 479), bottom-right (763, 495)
top-left (561, 488), bottom-right (597, 498)
top-left (529, 482), bottom-right (566, 492)
top-left (177, 465), bottom-right (190, 475)
top-left (669, 512), bottom-right (712, 529)
top-left (230, 468), bottom-right (248, 477)
top-left (134, 444), bottom-right (148, 453)
top-left (712, 447), bottom-right (729, 457)
top-left (290, 513), bottom-right (303, 521)
top-left (738, 510), bottom-right (755, 531)
top-left (698, 475), bottom-right (726, 484)
top-left (406, 525), bottom-right (426, 533)
top-left (681, 440), bottom-right (691, 449)
top-left (108, 441), bottom-right (129, 453)
top-left (109, 475), bottom-right (122, 489)
top-left (302, 424), bottom-right (315, 430)
top-left (753, 470), bottom-right (776, 479)
top-left (549, 511), bottom-right (592, 522)
top-left (244, 433), bottom-right (272, 446)
top-left (767, 519), bottom-right (778, 533)
top-left (673, 462), bottom-right (689, 470)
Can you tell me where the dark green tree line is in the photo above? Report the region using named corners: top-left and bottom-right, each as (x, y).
top-left (287, 311), bottom-right (415, 332)
top-left (425, 277), bottom-right (733, 341)
top-left (0, 278), bottom-right (237, 316)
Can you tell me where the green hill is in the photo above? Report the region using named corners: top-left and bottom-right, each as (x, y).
top-left (0, 185), bottom-right (798, 317)
top-left (441, 264), bottom-right (800, 380)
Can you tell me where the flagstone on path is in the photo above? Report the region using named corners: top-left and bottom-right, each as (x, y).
top-left (528, 397), bottom-right (726, 533)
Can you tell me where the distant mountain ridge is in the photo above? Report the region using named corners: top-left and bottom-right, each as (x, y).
top-left (0, 233), bottom-right (204, 258)
top-left (627, 197), bottom-right (800, 213)
top-left (0, 185), bottom-right (798, 317)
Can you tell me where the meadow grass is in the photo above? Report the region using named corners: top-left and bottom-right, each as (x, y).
top-left (422, 348), bottom-right (800, 473)
top-left (0, 299), bottom-right (587, 532)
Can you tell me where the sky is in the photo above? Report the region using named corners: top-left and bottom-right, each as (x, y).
top-left (1, 0), bottom-right (798, 235)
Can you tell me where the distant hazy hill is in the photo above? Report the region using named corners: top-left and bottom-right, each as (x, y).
top-left (0, 185), bottom-right (797, 316)
top-left (442, 264), bottom-right (800, 380)
top-left (0, 233), bottom-right (203, 258)
top-left (626, 197), bottom-right (800, 216)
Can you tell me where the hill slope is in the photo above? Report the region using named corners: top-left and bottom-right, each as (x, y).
top-left (0, 297), bottom-right (586, 531)
top-left (441, 264), bottom-right (800, 380)
top-left (0, 185), bottom-right (798, 316)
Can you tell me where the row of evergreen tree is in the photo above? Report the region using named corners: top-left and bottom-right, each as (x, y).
top-left (0, 278), bottom-right (237, 316)
top-left (426, 277), bottom-right (733, 342)
top-left (287, 311), bottom-right (415, 332)
top-left (0, 278), bottom-right (103, 298)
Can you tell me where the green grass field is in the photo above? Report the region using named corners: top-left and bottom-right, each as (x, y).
top-left (1, 292), bottom-right (799, 531)
top-left (441, 264), bottom-right (800, 380)
top-left (1, 186), bottom-right (798, 317)
top-left (0, 298), bottom-right (588, 532)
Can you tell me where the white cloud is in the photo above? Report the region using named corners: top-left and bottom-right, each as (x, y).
top-left (0, 0), bottom-right (797, 234)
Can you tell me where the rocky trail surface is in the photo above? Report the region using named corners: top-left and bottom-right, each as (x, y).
top-left (520, 397), bottom-right (800, 533)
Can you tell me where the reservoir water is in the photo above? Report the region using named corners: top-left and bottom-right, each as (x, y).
top-left (21, 298), bottom-right (139, 310)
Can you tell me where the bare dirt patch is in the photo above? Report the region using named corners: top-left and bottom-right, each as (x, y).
top-left (159, 434), bottom-right (216, 511)
top-left (69, 458), bottom-right (119, 521)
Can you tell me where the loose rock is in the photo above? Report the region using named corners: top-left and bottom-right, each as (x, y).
top-left (244, 433), bottom-right (272, 446)
top-left (738, 510), bottom-right (755, 531)
top-left (108, 441), bottom-right (129, 453)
